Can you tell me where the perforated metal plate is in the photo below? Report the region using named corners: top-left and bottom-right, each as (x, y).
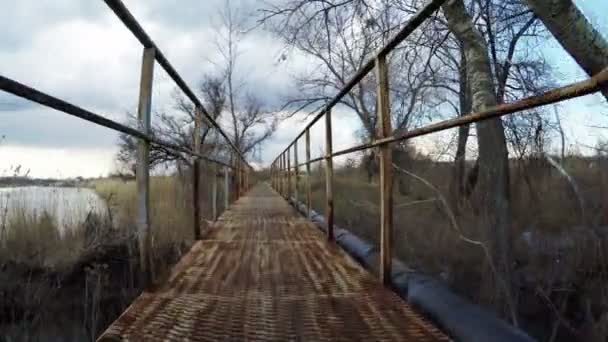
top-left (98, 184), bottom-right (449, 341)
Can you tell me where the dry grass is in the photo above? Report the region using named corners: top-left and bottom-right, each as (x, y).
top-left (301, 155), bottom-right (608, 341)
top-left (0, 207), bottom-right (85, 269)
top-left (0, 171), bottom-right (224, 341)
top-left (0, 175), bottom-right (199, 269)
top-left (92, 175), bottom-right (195, 248)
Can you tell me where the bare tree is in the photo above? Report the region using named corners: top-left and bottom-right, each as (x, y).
top-left (525, 0), bottom-right (608, 101)
top-left (263, 0), bottom-right (450, 132)
top-left (261, 0), bottom-right (446, 182)
top-left (425, 0), bottom-right (555, 208)
top-left (116, 2), bottom-right (277, 174)
top-left (116, 111), bottom-right (199, 176)
top-left (442, 0), bottom-right (517, 324)
top-left (210, 1), bottom-right (278, 159)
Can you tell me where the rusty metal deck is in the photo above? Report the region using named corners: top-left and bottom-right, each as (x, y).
top-left (98, 183), bottom-right (449, 341)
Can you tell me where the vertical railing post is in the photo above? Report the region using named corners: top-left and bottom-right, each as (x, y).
top-left (376, 54), bottom-right (393, 285)
top-left (212, 163), bottom-right (218, 221)
top-left (240, 161), bottom-right (245, 195)
top-left (224, 166), bottom-right (230, 209)
top-left (305, 128), bottom-right (311, 218)
top-left (325, 109), bottom-right (334, 241)
top-left (241, 166), bottom-right (244, 194)
top-left (280, 153), bottom-right (284, 197)
top-left (136, 47), bottom-right (155, 287)
top-left (280, 154), bottom-right (284, 197)
top-left (238, 162), bottom-right (242, 197)
top-left (294, 139), bottom-right (299, 204)
top-left (283, 153), bottom-right (287, 198)
top-left (242, 164), bottom-right (245, 194)
top-left (235, 156), bottom-right (240, 200)
top-left (287, 146), bottom-right (292, 201)
top-left (272, 163), bottom-right (275, 190)
top-left (240, 159), bottom-right (243, 196)
top-left (192, 107), bottom-right (202, 240)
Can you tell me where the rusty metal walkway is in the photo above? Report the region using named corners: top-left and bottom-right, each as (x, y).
top-left (98, 183), bottom-right (448, 341)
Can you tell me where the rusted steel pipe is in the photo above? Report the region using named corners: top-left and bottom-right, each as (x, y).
top-left (102, 0), bottom-right (250, 168)
top-left (287, 146), bottom-right (292, 199)
top-left (136, 47), bottom-right (154, 287)
top-left (276, 0), bottom-right (447, 156)
top-left (212, 163), bottom-right (218, 221)
top-left (192, 107), bottom-right (202, 239)
top-left (294, 139), bottom-right (299, 203)
top-left (0, 75), bottom-right (236, 169)
top-left (305, 129), bottom-right (312, 218)
top-left (292, 67), bottom-right (608, 165)
top-left (224, 167), bottom-right (230, 209)
top-left (376, 54), bottom-right (393, 285)
top-left (325, 109), bottom-right (334, 241)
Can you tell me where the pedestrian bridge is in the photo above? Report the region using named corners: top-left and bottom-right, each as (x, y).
top-left (98, 183), bottom-right (448, 341)
top-left (2, 0), bottom-right (605, 340)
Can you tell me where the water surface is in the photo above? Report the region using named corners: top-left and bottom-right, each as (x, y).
top-left (0, 186), bottom-right (107, 234)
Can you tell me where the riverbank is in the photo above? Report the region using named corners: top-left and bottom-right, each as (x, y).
top-left (0, 174), bottom-right (210, 340)
top-left (0, 176), bottom-right (90, 188)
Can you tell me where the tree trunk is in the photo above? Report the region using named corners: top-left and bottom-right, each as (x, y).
top-left (442, 0), bottom-right (516, 323)
top-left (451, 45), bottom-right (472, 211)
top-left (525, 0), bottom-right (608, 101)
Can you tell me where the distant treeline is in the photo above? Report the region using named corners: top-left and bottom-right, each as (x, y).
top-left (0, 176), bottom-right (83, 188)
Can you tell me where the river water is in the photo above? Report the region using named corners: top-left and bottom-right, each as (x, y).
top-left (0, 186), bottom-right (107, 234)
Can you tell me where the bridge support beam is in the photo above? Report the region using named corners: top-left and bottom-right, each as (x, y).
top-left (224, 166), bottom-right (230, 210)
top-left (305, 129), bottom-right (311, 218)
top-left (235, 156), bottom-right (240, 200)
top-left (376, 54), bottom-right (393, 285)
top-left (136, 47), bottom-right (155, 287)
top-left (287, 146), bottom-right (292, 200)
top-left (272, 163), bottom-right (275, 190)
top-left (192, 107), bottom-right (202, 240)
top-left (325, 109), bottom-right (334, 241)
top-left (294, 139), bottom-right (299, 204)
top-left (240, 165), bottom-right (244, 196)
top-left (212, 163), bottom-right (218, 221)
top-left (281, 153), bottom-right (286, 198)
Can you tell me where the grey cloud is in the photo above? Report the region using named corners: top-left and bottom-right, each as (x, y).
top-left (0, 1), bottom-right (104, 50)
top-left (0, 94), bottom-right (34, 112)
top-left (0, 0), bottom-right (305, 171)
top-left (0, 110), bottom-right (119, 149)
top-left (133, 0), bottom-right (261, 30)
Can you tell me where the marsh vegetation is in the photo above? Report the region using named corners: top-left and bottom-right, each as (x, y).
top-left (0, 172), bottom-right (224, 341)
top-left (297, 150), bottom-right (608, 341)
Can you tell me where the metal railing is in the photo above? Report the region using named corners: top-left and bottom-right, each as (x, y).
top-left (0, 0), bottom-right (253, 286)
top-left (269, 0), bottom-right (608, 284)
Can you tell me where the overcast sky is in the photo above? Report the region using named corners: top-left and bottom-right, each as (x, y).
top-left (0, 0), bottom-right (606, 178)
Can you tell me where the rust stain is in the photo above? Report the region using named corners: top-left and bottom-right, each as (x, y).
top-left (98, 183), bottom-right (449, 341)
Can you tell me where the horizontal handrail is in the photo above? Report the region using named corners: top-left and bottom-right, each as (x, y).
top-left (275, 0), bottom-right (447, 156)
top-left (103, 0), bottom-right (250, 168)
top-left (287, 67), bottom-right (608, 168)
top-left (0, 75), bottom-right (235, 169)
top-left (269, 0), bottom-right (608, 287)
top-left (0, 1), bottom-right (252, 289)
